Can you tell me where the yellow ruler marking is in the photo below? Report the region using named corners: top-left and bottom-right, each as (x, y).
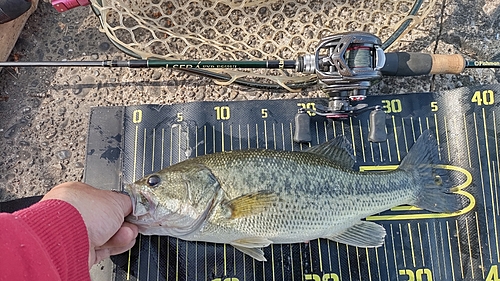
top-left (272, 123), bottom-right (276, 150)
top-left (407, 223), bottom-right (416, 267)
top-left (246, 124), bottom-right (250, 149)
top-left (315, 121), bottom-right (320, 144)
top-left (475, 212), bottom-right (485, 278)
top-left (349, 117), bottom-right (356, 157)
top-left (494, 111), bottom-right (500, 218)
top-left (289, 123), bottom-right (294, 151)
top-left (157, 236), bottom-right (161, 280)
top-left (484, 108), bottom-right (500, 263)
top-left (402, 118), bottom-right (409, 153)
top-left (324, 121), bottom-right (329, 142)
top-left (463, 113), bottom-right (472, 167)
top-left (383, 243), bottom-right (390, 280)
top-left (446, 221), bottom-right (456, 281)
top-left (425, 223), bottom-right (435, 278)
top-left (337, 243), bottom-right (343, 281)
top-left (390, 225), bottom-right (398, 279)
top-left (281, 123), bottom-right (285, 151)
top-left (365, 248), bottom-right (372, 281)
top-left (221, 122), bottom-right (225, 152)
top-left (175, 239), bottom-right (179, 281)
top-left (359, 120), bottom-right (366, 163)
top-left (356, 247), bottom-right (362, 281)
top-left (137, 235), bottom-right (142, 279)
top-left (317, 239), bottom-right (323, 272)
top-left (280, 245), bottom-right (285, 281)
top-left (223, 244), bottom-right (227, 276)
top-left (495, 161), bottom-right (500, 219)
top-left (444, 116), bottom-right (451, 162)
top-left (230, 124), bottom-right (233, 151)
top-left (142, 128), bottom-right (147, 178)
top-left (327, 241), bottom-right (333, 272)
top-left (346, 246), bottom-right (353, 281)
top-left (161, 128), bottom-right (165, 168)
top-left (255, 123), bottom-right (259, 148)
top-left (433, 114), bottom-right (441, 160)
top-left (465, 218), bottom-right (475, 278)
top-left (474, 112), bottom-right (493, 262)
top-left (178, 124), bottom-right (182, 161)
top-left (290, 244), bottom-right (295, 281)
top-left (332, 118), bottom-right (337, 136)
top-left (147, 236), bottom-right (151, 279)
top-left (238, 124), bottom-right (242, 150)
top-left (432, 222), bottom-right (443, 278)
top-left (385, 124), bottom-right (392, 162)
top-left (410, 116), bottom-right (416, 142)
top-left (438, 222), bottom-right (447, 280)
top-left (204, 125), bottom-right (207, 156)
top-left (264, 120), bottom-right (268, 149)
top-left (299, 244), bottom-right (304, 281)
top-left (185, 240), bottom-right (188, 281)
top-left (271, 245), bottom-right (276, 281)
top-left (455, 220), bottom-right (464, 279)
top-left (417, 223), bottom-right (424, 266)
top-left (169, 126), bottom-right (173, 166)
top-left (309, 242), bottom-right (314, 272)
top-left (399, 224), bottom-right (406, 268)
top-left (151, 128), bottom-right (156, 171)
top-left (212, 125), bottom-right (216, 153)
top-left (133, 125), bottom-right (139, 182)
top-left (392, 115), bottom-right (401, 161)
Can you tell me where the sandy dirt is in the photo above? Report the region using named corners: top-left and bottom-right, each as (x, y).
top-left (0, 0), bottom-right (499, 201)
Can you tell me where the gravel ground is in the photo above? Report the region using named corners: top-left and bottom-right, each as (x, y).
top-left (0, 0), bottom-right (499, 201)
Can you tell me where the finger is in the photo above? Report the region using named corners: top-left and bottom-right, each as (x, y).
top-left (96, 222), bottom-right (138, 250)
top-left (94, 239), bottom-right (137, 263)
top-left (109, 190), bottom-right (134, 217)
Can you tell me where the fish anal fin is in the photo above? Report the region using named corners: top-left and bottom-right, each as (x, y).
top-left (305, 136), bottom-right (355, 169)
top-left (222, 190), bottom-right (278, 219)
top-left (230, 237), bottom-right (272, 262)
top-left (326, 221), bottom-right (386, 248)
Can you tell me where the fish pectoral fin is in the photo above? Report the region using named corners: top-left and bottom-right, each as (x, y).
top-left (222, 190), bottom-right (278, 219)
top-left (326, 221), bottom-right (386, 248)
top-left (231, 245), bottom-right (267, 262)
top-left (230, 238), bottom-right (271, 262)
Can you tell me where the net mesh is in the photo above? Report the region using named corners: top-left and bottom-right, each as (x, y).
top-left (90, 0), bottom-right (436, 87)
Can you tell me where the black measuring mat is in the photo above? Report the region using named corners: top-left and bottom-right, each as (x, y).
top-left (85, 84), bottom-right (500, 281)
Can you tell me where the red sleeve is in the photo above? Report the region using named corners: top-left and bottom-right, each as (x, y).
top-left (0, 199), bottom-right (90, 281)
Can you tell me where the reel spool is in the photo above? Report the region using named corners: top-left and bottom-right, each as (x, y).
top-left (294, 32), bottom-right (388, 143)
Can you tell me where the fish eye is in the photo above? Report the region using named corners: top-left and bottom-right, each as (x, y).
top-left (147, 175), bottom-right (161, 187)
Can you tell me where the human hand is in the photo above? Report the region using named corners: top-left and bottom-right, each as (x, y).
top-left (41, 182), bottom-right (138, 268)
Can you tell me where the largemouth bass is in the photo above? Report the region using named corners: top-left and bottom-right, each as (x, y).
top-left (125, 131), bottom-right (461, 261)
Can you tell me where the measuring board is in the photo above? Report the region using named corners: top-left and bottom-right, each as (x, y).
top-left (85, 84), bottom-right (500, 281)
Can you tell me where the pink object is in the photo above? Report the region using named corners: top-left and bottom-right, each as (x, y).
top-left (52, 0), bottom-right (89, 12)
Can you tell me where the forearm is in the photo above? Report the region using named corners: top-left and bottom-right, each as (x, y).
top-left (0, 199), bottom-right (90, 281)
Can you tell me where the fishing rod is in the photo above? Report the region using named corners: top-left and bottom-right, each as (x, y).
top-left (2, 31), bottom-right (499, 142)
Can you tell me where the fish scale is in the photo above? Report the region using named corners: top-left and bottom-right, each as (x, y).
top-left (126, 131), bottom-right (461, 261)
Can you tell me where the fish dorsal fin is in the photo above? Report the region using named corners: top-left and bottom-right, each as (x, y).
top-left (305, 136), bottom-right (355, 169)
top-left (326, 221), bottom-right (386, 247)
top-left (222, 190), bottom-right (278, 219)
top-left (230, 237), bottom-right (272, 261)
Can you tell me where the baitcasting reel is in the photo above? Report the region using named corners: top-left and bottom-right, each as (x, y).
top-left (294, 31), bottom-right (387, 143)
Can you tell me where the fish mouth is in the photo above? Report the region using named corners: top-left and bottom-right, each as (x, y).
top-left (126, 183), bottom-right (156, 218)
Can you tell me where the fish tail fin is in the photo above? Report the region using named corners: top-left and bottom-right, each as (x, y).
top-left (398, 130), bottom-right (461, 213)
